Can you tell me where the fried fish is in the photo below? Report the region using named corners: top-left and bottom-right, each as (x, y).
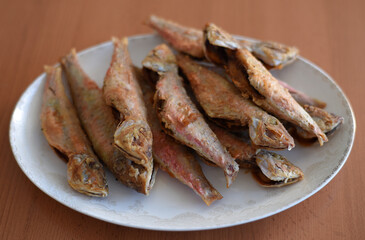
top-left (138, 68), bottom-right (222, 205)
top-left (143, 44), bottom-right (239, 187)
top-left (103, 37), bottom-right (154, 182)
top-left (41, 66), bottom-right (108, 197)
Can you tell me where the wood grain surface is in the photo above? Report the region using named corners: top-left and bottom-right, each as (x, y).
top-left (1, 0), bottom-right (364, 239)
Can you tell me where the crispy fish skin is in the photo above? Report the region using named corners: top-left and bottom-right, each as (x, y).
top-left (103, 37), bottom-right (153, 173)
top-left (62, 51), bottom-right (156, 195)
top-left (177, 54), bottom-right (294, 150)
top-left (146, 15), bottom-right (205, 59)
top-left (41, 66), bottom-right (108, 197)
top-left (155, 71), bottom-right (239, 188)
top-left (139, 71), bottom-right (222, 205)
top-left (204, 23), bottom-right (328, 146)
top-left (295, 105), bottom-right (344, 139)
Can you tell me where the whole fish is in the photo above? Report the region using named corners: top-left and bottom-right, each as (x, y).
top-left (144, 44), bottom-right (239, 187)
top-left (155, 71), bottom-right (239, 188)
top-left (295, 105), bottom-right (344, 139)
top-left (146, 15), bottom-right (298, 68)
top-left (62, 50), bottom-right (156, 195)
top-left (138, 67), bottom-right (222, 205)
top-left (239, 39), bottom-right (299, 69)
top-left (177, 54), bottom-right (294, 150)
top-left (41, 66), bottom-right (108, 197)
top-left (203, 23), bottom-right (328, 146)
top-left (103, 37), bottom-right (154, 178)
top-left (209, 123), bottom-right (304, 187)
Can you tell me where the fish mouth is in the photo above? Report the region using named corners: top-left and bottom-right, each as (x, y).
top-left (249, 117), bottom-right (295, 151)
top-left (114, 118), bottom-right (153, 167)
top-left (67, 154), bottom-right (108, 197)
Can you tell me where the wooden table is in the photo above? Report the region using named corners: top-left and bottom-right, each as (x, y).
top-left (1, 0), bottom-right (364, 239)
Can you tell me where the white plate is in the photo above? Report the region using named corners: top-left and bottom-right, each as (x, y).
top-left (9, 34), bottom-right (355, 231)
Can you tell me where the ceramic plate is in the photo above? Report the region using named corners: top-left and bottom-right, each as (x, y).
top-left (9, 34), bottom-right (355, 231)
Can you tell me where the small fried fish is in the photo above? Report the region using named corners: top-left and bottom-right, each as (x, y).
top-left (139, 69), bottom-right (222, 205)
top-left (41, 66), bottom-right (108, 197)
top-left (103, 37), bottom-right (154, 181)
top-left (143, 44), bottom-right (239, 187)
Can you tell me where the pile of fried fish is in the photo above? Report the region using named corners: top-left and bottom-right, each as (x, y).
top-left (41, 15), bottom-right (343, 206)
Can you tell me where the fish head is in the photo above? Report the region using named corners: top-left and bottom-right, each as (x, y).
top-left (295, 105), bottom-right (344, 139)
top-left (114, 118), bottom-right (153, 166)
top-left (67, 154), bottom-right (108, 197)
top-left (254, 151), bottom-right (303, 187)
top-left (252, 41), bottom-right (299, 68)
top-left (203, 23), bottom-right (240, 65)
top-left (142, 44), bottom-right (178, 80)
top-left (249, 116), bottom-right (295, 150)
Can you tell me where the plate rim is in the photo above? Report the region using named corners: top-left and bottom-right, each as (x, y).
top-left (9, 33), bottom-right (356, 231)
